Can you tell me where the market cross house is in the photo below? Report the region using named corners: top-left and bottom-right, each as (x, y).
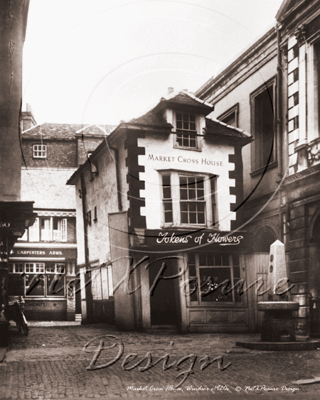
top-left (67, 89), bottom-right (253, 332)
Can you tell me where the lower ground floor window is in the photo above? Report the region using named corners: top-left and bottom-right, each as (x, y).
top-left (187, 253), bottom-right (241, 304)
top-left (8, 262), bottom-right (66, 297)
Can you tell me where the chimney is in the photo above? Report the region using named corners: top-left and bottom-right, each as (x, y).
top-left (167, 87), bottom-right (174, 95)
top-left (21, 104), bottom-right (37, 132)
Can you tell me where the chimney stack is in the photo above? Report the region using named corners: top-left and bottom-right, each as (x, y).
top-left (167, 87), bottom-right (174, 95)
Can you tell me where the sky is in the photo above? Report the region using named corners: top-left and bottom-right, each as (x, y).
top-left (23, 0), bottom-right (284, 126)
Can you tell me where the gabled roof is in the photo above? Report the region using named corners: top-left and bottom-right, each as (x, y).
top-left (22, 123), bottom-right (115, 140)
top-left (153, 90), bottom-right (214, 114)
top-left (128, 109), bottom-right (172, 129)
top-left (205, 117), bottom-right (252, 144)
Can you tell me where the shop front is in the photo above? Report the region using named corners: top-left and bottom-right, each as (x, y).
top-left (7, 246), bottom-right (77, 320)
top-left (132, 229), bottom-right (253, 333)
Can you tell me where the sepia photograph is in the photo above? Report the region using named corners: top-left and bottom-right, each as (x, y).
top-left (1, 0), bottom-right (320, 398)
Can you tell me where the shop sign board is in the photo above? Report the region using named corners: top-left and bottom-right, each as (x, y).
top-left (143, 229), bottom-right (252, 251)
top-left (7, 247), bottom-right (77, 259)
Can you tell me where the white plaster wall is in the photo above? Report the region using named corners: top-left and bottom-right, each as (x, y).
top-left (138, 130), bottom-right (235, 231)
top-left (75, 179), bottom-right (85, 266)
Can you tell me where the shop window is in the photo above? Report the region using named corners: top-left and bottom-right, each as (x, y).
top-left (161, 173), bottom-right (217, 227)
top-left (188, 254), bottom-right (241, 304)
top-left (175, 112), bottom-right (198, 149)
top-left (33, 144), bottom-right (47, 158)
top-left (250, 78), bottom-right (276, 171)
top-left (218, 103), bottom-right (239, 127)
top-left (9, 262), bottom-right (66, 297)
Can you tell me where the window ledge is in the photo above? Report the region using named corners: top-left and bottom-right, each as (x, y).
top-left (250, 161), bottom-right (278, 177)
top-left (173, 144), bottom-right (202, 152)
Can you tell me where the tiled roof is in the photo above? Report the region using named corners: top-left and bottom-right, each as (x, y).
top-left (164, 91), bottom-right (213, 109)
top-left (21, 168), bottom-right (76, 209)
top-left (128, 109), bottom-right (172, 129)
top-left (22, 123), bottom-right (115, 140)
top-left (205, 117), bottom-right (252, 140)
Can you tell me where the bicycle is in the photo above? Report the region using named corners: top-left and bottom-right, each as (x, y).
top-left (4, 296), bottom-right (29, 336)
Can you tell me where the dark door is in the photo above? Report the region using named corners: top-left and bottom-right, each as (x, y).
top-left (148, 256), bottom-right (180, 326)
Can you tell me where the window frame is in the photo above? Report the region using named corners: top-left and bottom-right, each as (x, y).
top-left (27, 217), bottom-right (68, 243)
top-left (250, 77), bottom-right (277, 173)
top-left (187, 253), bottom-right (243, 306)
top-left (160, 171), bottom-right (217, 228)
top-left (8, 262), bottom-right (66, 298)
top-left (173, 112), bottom-right (200, 151)
top-left (217, 103), bottom-right (239, 127)
top-left (33, 144), bottom-right (47, 159)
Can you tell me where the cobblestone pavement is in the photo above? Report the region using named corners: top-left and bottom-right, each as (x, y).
top-left (1, 323), bottom-right (320, 399)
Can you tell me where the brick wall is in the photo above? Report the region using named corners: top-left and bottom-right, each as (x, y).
top-left (22, 140), bottom-right (77, 168)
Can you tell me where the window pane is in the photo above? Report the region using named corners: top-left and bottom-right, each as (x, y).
top-left (233, 255), bottom-right (239, 266)
top-left (200, 267), bottom-right (232, 302)
top-left (164, 211), bottom-right (173, 223)
top-left (162, 175), bottom-right (170, 186)
top-left (181, 212), bottom-right (188, 224)
top-left (182, 137), bottom-right (189, 147)
top-left (26, 274), bottom-right (45, 296)
top-left (207, 254), bottom-right (214, 266)
top-left (222, 254), bottom-right (229, 266)
top-left (189, 278), bottom-right (198, 302)
top-left (189, 264), bottom-right (196, 276)
top-left (190, 213), bottom-right (196, 224)
top-left (180, 189), bottom-right (188, 200)
top-left (163, 187), bottom-right (171, 199)
top-left (179, 176), bottom-right (187, 187)
top-left (197, 189), bottom-right (204, 200)
top-left (197, 178), bottom-right (204, 188)
top-left (198, 212), bottom-right (205, 224)
top-left (47, 274), bottom-right (65, 296)
top-left (199, 254), bottom-right (206, 266)
top-left (214, 255), bottom-right (221, 266)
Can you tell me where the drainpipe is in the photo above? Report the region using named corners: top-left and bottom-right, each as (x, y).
top-left (276, 23), bottom-right (283, 178)
top-left (80, 172), bottom-right (93, 323)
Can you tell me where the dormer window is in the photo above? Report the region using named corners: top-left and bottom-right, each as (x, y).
top-left (175, 112), bottom-right (198, 149)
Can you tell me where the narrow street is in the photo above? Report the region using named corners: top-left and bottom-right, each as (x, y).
top-left (1, 323), bottom-right (320, 399)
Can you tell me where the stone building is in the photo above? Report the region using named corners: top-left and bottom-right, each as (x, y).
top-left (7, 110), bottom-right (115, 321)
top-left (195, 0), bottom-right (320, 334)
top-left (67, 89), bottom-right (255, 331)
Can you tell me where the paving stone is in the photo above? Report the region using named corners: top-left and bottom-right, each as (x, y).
top-left (1, 323), bottom-right (320, 398)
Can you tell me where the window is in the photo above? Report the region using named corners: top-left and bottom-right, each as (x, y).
top-left (27, 217), bottom-right (67, 242)
top-left (187, 253), bottom-right (242, 304)
top-left (93, 206), bottom-right (98, 222)
top-left (251, 79), bottom-right (276, 171)
top-left (218, 104), bottom-right (239, 127)
top-left (175, 112), bottom-right (198, 149)
top-left (162, 175), bottom-right (173, 223)
top-left (161, 173), bottom-right (217, 227)
top-left (33, 144), bottom-right (47, 158)
top-left (8, 262), bottom-right (66, 297)
top-left (180, 176), bottom-right (205, 224)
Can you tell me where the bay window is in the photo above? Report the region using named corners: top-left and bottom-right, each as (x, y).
top-left (161, 172), bottom-right (217, 227)
top-left (27, 217), bottom-right (67, 242)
